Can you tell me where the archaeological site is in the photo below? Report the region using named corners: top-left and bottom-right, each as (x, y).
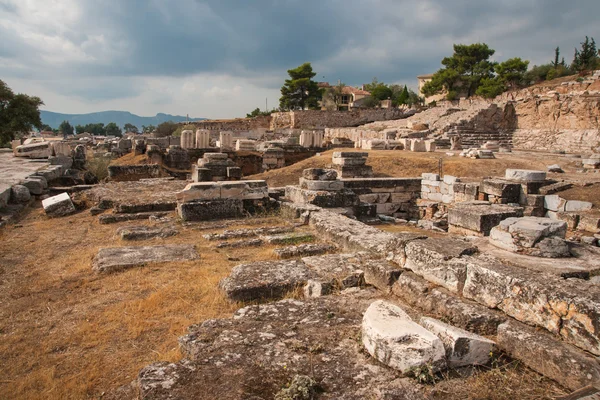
top-left (3, 2), bottom-right (600, 393)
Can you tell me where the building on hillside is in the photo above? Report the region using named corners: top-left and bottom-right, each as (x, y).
top-left (318, 83), bottom-right (372, 111)
top-left (417, 73), bottom-right (469, 105)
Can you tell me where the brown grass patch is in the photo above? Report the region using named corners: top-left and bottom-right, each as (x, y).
top-left (0, 205), bottom-right (296, 399)
top-left (247, 149), bottom-right (591, 187)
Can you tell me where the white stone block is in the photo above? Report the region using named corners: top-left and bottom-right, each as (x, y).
top-left (42, 192), bottom-right (75, 217)
top-left (505, 169), bottom-right (547, 182)
top-left (422, 173), bottom-right (440, 181)
top-left (565, 200), bottom-right (593, 212)
top-left (362, 300), bottom-right (446, 373)
top-left (420, 317), bottom-right (495, 367)
top-left (544, 195), bottom-right (566, 212)
top-left (443, 175), bottom-right (460, 185)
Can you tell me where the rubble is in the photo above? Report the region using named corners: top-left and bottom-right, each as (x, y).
top-left (41, 192), bottom-right (76, 217)
top-left (448, 201), bottom-right (524, 236)
top-left (489, 217), bottom-right (570, 257)
top-left (273, 243), bottom-right (336, 259)
top-left (116, 226), bottom-right (178, 240)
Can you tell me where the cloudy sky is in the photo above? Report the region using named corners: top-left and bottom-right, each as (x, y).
top-left (1, 0), bottom-right (598, 119)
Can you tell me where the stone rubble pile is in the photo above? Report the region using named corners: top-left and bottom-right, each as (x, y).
top-left (193, 153), bottom-right (242, 182)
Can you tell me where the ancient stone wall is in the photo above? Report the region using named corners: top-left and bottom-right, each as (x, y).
top-left (186, 116), bottom-right (271, 131)
top-left (271, 109), bottom-right (410, 130)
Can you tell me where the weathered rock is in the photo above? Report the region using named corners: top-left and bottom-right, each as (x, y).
top-left (362, 300), bottom-right (446, 374)
top-left (489, 217), bottom-right (570, 257)
top-left (505, 169), bottom-right (547, 182)
top-left (138, 296), bottom-right (425, 400)
top-left (41, 192), bottom-right (75, 217)
top-left (419, 317), bottom-right (495, 368)
top-left (203, 226), bottom-right (294, 240)
top-left (219, 260), bottom-right (313, 302)
top-left (177, 199), bottom-right (244, 221)
top-left (448, 202), bottom-right (523, 236)
top-left (299, 178), bottom-right (344, 191)
top-left (273, 243), bottom-right (336, 259)
top-left (116, 226), bottom-right (178, 240)
top-left (547, 164), bottom-right (564, 173)
top-left (22, 179), bottom-right (44, 195)
top-left (302, 168), bottom-right (338, 181)
top-left (565, 200), bottom-right (594, 212)
top-left (10, 185), bottom-right (31, 203)
top-left (301, 253), bottom-right (365, 289)
top-left (497, 320), bottom-right (600, 391)
top-left (545, 195), bottom-right (567, 212)
top-left (98, 211), bottom-right (171, 224)
top-left (404, 238), bottom-right (478, 293)
top-left (392, 272), bottom-right (505, 336)
top-left (92, 244), bottom-right (199, 273)
top-left (463, 254), bottom-right (600, 355)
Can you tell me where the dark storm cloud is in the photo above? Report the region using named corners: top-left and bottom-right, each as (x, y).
top-left (1, 0), bottom-right (599, 103)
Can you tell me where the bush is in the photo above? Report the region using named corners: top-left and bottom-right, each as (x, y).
top-left (85, 156), bottom-right (111, 181)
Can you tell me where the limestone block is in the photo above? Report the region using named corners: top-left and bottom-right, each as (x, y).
top-left (578, 213), bottom-right (600, 233)
top-left (422, 173), bottom-right (440, 181)
top-left (448, 202), bottom-right (524, 236)
top-left (92, 244), bottom-right (198, 273)
top-left (274, 243), bottom-right (337, 259)
top-left (304, 279), bottom-right (333, 298)
top-left (299, 178), bottom-right (344, 191)
top-left (302, 168), bottom-right (338, 181)
top-left (10, 185), bottom-right (31, 203)
top-left (42, 192), bottom-right (75, 217)
top-left (220, 181), bottom-right (268, 200)
top-left (177, 182), bottom-right (221, 202)
top-left (177, 199), bottom-right (244, 221)
top-left (505, 169), bottom-right (547, 182)
top-left (332, 152), bottom-right (368, 159)
top-left (404, 237), bottom-right (478, 293)
top-left (376, 202), bottom-right (402, 215)
top-left (565, 200), bottom-right (593, 212)
top-left (443, 175), bottom-right (460, 185)
top-left (425, 140), bottom-right (436, 152)
top-left (362, 300), bottom-right (446, 373)
top-left (226, 167), bottom-right (242, 180)
top-left (358, 194), bottom-right (379, 204)
top-left (410, 139), bottom-right (426, 152)
top-left (480, 179), bottom-right (521, 202)
top-left (0, 184), bottom-right (11, 208)
top-left (420, 317), bottom-right (495, 367)
top-left (219, 260), bottom-right (313, 302)
top-left (544, 195), bottom-right (567, 212)
top-left (490, 217), bottom-right (569, 257)
top-left (497, 320), bottom-right (600, 391)
top-left (331, 157), bottom-right (367, 166)
top-left (476, 150), bottom-right (495, 159)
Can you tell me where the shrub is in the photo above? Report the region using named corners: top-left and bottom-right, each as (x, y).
top-left (85, 156), bottom-right (111, 181)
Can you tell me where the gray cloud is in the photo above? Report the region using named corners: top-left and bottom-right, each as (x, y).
top-left (1, 0), bottom-right (599, 116)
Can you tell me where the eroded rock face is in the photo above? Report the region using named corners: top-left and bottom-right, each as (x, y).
top-left (362, 300), bottom-right (446, 374)
top-left (497, 320), bottom-right (600, 391)
top-left (116, 225), bottom-right (178, 240)
top-left (419, 317), bottom-right (495, 368)
top-left (138, 296), bottom-right (426, 400)
top-left (273, 243), bottom-right (337, 259)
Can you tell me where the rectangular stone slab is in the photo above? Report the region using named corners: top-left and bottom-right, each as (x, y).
top-left (92, 244), bottom-right (199, 273)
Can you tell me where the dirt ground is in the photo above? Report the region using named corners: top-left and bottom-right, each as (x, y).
top-left (248, 149), bottom-right (600, 205)
top-left (0, 206), bottom-right (297, 399)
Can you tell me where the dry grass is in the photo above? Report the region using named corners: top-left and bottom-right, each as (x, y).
top-left (109, 152), bottom-right (149, 166)
top-left (247, 149), bottom-right (595, 187)
top-left (0, 206), bottom-right (294, 399)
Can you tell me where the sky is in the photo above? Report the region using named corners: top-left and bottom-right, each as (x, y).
top-left (1, 0), bottom-right (598, 119)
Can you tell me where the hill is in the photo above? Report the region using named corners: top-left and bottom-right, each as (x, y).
top-left (40, 110), bottom-right (206, 130)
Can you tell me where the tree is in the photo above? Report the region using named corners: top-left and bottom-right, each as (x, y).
top-left (495, 57), bottom-right (529, 88)
top-left (572, 36), bottom-right (599, 72)
top-left (552, 47), bottom-right (560, 68)
top-left (40, 124), bottom-right (53, 132)
top-left (142, 125), bottom-right (156, 134)
top-left (475, 77), bottom-right (505, 98)
top-left (246, 108), bottom-right (272, 118)
top-left (370, 84), bottom-right (393, 101)
top-left (155, 121), bottom-right (178, 137)
top-left (59, 120), bottom-right (74, 137)
top-left (422, 43), bottom-right (497, 99)
top-left (0, 80), bottom-right (44, 145)
top-left (123, 123), bottom-right (139, 134)
top-left (394, 85), bottom-right (410, 106)
top-left (105, 122), bottom-right (122, 137)
top-left (279, 62), bottom-right (322, 110)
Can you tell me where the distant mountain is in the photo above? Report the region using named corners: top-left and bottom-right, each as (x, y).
top-left (40, 110), bottom-right (206, 130)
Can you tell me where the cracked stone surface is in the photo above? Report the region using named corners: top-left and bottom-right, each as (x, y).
top-left (138, 296), bottom-right (426, 400)
top-left (92, 244), bottom-right (199, 273)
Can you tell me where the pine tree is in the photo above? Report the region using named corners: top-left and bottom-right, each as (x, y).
top-left (279, 63), bottom-right (322, 110)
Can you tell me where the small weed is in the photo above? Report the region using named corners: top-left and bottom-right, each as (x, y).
top-left (409, 363), bottom-right (438, 385)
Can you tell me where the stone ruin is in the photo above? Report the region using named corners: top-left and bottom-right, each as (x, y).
top-left (192, 152), bottom-right (242, 182)
top-left (331, 151), bottom-right (373, 178)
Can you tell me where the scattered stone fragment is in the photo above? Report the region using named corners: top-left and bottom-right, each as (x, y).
top-left (42, 192), bottom-right (76, 217)
top-left (505, 169), bottom-right (547, 181)
top-left (22, 179), bottom-right (44, 195)
top-left (273, 243), bottom-right (336, 259)
top-left (497, 320), bottom-right (600, 391)
top-left (303, 279), bottom-right (334, 298)
top-left (302, 168), bottom-right (338, 181)
top-left (219, 260), bottom-right (313, 302)
top-left (581, 236), bottom-right (598, 246)
top-left (98, 211), bottom-right (170, 224)
top-left (215, 239), bottom-right (263, 249)
top-left (419, 317), bottom-right (495, 367)
top-left (116, 226), bottom-right (178, 240)
top-left (261, 232), bottom-right (315, 245)
top-left (301, 253), bottom-right (365, 289)
top-left (547, 164), bottom-right (564, 173)
top-left (92, 244), bottom-right (199, 273)
top-left (448, 201), bottom-right (523, 236)
top-left (362, 300), bottom-right (446, 374)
